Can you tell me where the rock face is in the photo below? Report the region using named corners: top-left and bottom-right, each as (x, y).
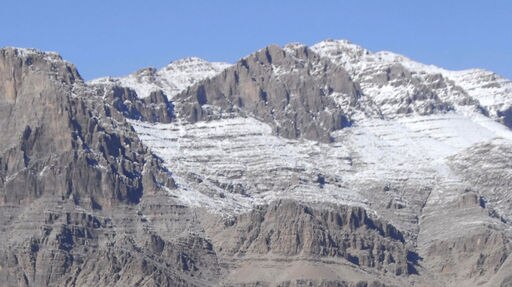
top-left (310, 40), bottom-right (476, 118)
top-left (0, 48), bottom-right (219, 286)
top-left (94, 85), bottom-right (175, 123)
top-left (0, 47), bottom-right (172, 208)
top-left (88, 56), bottom-right (230, 126)
top-left (89, 57), bottom-right (231, 99)
top-left (2, 39), bottom-right (512, 287)
top-left (207, 201), bottom-right (410, 274)
top-left (174, 44), bottom-right (361, 142)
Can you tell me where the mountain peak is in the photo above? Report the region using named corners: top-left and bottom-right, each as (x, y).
top-left (311, 39), bottom-right (370, 65)
top-left (3, 41), bottom-right (512, 287)
top-left (283, 42), bottom-right (307, 53)
top-left (1, 46), bottom-right (83, 86)
top-left (168, 56), bottom-right (209, 65)
top-left (310, 39), bottom-right (512, 123)
top-left (162, 56), bottom-right (230, 74)
top-left (1, 47), bottom-right (64, 63)
top-left (90, 56), bottom-right (230, 98)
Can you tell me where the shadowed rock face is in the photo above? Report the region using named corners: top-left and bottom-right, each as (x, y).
top-left (498, 106), bottom-right (512, 129)
top-left (92, 84), bottom-right (175, 124)
top-left (175, 45), bottom-right (360, 142)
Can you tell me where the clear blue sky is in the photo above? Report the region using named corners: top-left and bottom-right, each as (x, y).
top-left (1, 0), bottom-right (510, 80)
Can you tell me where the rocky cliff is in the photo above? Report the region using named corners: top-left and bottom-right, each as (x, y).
top-left (0, 48), bottom-right (218, 287)
top-left (174, 44), bottom-right (361, 142)
top-left (1, 39), bottom-right (512, 287)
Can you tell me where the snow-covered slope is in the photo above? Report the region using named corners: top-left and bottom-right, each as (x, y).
top-left (130, 110), bottom-right (512, 233)
top-left (4, 43), bottom-right (512, 287)
top-left (89, 57), bottom-right (230, 98)
top-left (312, 39), bottom-right (512, 124)
top-left (373, 50), bottom-right (512, 121)
top-left (130, 117), bottom-right (361, 214)
top-left (365, 48), bottom-right (512, 114)
top-left (119, 40), bottom-right (512, 224)
top-left (120, 41), bottom-right (512, 253)
top-left (312, 40), bottom-right (472, 118)
top-left (446, 69), bottom-right (512, 116)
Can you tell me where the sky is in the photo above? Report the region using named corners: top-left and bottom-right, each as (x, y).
top-left (1, 0), bottom-right (510, 80)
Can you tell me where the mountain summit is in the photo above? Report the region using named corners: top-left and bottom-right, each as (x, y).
top-left (90, 57), bottom-right (230, 99)
top-left (1, 41), bottom-right (512, 286)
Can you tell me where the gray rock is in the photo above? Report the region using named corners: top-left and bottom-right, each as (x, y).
top-left (2, 42), bottom-right (512, 287)
top-left (174, 44), bottom-right (360, 142)
top-left (0, 48), bottom-right (220, 286)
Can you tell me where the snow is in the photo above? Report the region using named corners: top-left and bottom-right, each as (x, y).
top-left (130, 117), bottom-right (365, 214)
top-left (130, 109), bottom-right (512, 216)
top-left (312, 40), bottom-right (512, 121)
top-left (341, 112), bottom-right (511, 175)
top-left (89, 57), bottom-right (231, 98)
top-left (110, 39), bottom-right (512, 221)
top-left (447, 69), bottom-right (512, 109)
top-left (371, 51), bottom-right (512, 114)
top-left (4, 47), bottom-right (68, 65)
top-left (282, 42), bottom-right (309, 57)
top-left (310, 39), bottom-right (370, 72)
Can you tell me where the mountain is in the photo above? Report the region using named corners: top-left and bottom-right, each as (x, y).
top-left (89, 57), bottom-right (230, 99)
top-left (311, 39), bottom-right (512, 125)
top-left (1, 40), bottom-right (512, 287)
top-left (0, 48), bottom-right (217, 286)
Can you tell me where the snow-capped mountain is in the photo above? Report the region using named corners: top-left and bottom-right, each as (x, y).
top-left (312, 39), bottom-right (512, 125)
top-left (2, 41), bottom-right (512, 287)
top-left (130, 40), bottom-right (512, 224)
top-left (126, 40), bottom-right (512, 286)
top-left (89, 57), bottom-right (230, 98)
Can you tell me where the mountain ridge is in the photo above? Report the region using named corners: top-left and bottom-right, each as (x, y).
top-left (87, 39), bottom-right (512, 130)
top-left (89, 56), bottom-right (231, 99)
top-left (1, 40), bottom-right (512, 286)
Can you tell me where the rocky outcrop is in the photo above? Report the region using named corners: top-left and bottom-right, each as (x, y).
top-left (199, 200), bottom-right (415, 286)
top-left (89, 57), bottom-right (231, 99)
top-left (0, 48), bottom-right (219, 286)
top-left (416, 161), bottom-right (512, 287)
top-left (93, 84), bottom-right (174, 123)
top-left (2, 40), bottom-right (512, 287)
top-left (0, 47), bottom-right (174, 208)
top-left (448, 139), bottom-right (512, 223)
top-left (497, 106), bottom-right (512, 129)
top-left (207, 200), bottom-right (411, 274)
top-left (311, 40), bottom-right (477, 119)
top-left (175, 44), bottom-right (361, 142)
top-left (0, 196), bottom-right (221, 287)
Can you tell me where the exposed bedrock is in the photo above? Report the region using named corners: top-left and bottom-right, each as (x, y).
top-left (175, 45), bottom-right (359, 142)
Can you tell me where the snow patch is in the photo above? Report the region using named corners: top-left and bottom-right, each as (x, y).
top-left (130, 110), bottom-right (512, 215)
top-left (89, 57), bottom-right (231, 99)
